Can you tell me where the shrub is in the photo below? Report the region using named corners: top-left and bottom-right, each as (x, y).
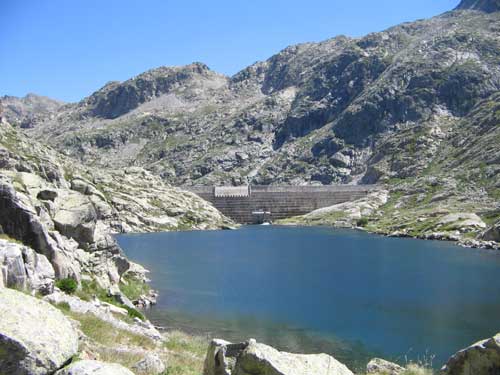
top-left (56, 278), bottom-right (78, 294)
top-left (356, 217), bottom-right (369, 227)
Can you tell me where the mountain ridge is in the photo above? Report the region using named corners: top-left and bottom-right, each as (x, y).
top-left (456, 0), bottom-right (500, 12)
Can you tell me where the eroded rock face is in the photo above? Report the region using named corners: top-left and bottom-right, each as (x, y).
top-left (0, 287), bottom-right (78, 375)
top-left (55, 360), bottom-right (135, 375)
top-left (203, 339), bottom-right (353, 375)
top-left (441, 333), bottom-right (500, 375)
top-left (0, 239), bottom-right (55, 294)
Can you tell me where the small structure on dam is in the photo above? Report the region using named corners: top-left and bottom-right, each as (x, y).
top-left (186, 185), bottom-right (378, 224)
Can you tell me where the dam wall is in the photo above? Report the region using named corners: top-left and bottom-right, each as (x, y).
top-left (185, 185), bottom-right (378, 224)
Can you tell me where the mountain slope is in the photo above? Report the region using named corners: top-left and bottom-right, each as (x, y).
top-left (22, 4), bottom-right (500, 190)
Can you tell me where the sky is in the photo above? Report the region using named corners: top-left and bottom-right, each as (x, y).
top-left (1, 0), bottom-right (459, 102)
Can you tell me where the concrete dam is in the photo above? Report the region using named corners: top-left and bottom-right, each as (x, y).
top-left (186, 185), bottom-right (378, 224)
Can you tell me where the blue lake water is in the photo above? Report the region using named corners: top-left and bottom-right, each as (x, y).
top-left (117, 226), bottom-right (500, 371)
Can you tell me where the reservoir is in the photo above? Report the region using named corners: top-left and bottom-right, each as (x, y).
top-left (117, 226), bottom-right (500, 371)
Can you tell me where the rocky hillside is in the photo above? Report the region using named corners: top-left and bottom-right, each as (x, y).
top-left (13, 0), bottom-right (499, 189)
top-left (0, 121), bottom-right (231, 289)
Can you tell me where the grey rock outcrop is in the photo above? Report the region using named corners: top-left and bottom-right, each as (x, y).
top-left (0, 287), bottom-right (78, 375)
top-left (441, 333), bottom-right (500, 375)
top-left (203, 338), bottom-right (353, 375)
top-left (0, 239), bottom-right (55, 294)
top-left (55, 360), bottom-right (135, 375)
top-left (366, 358), bottom-right (405, 374)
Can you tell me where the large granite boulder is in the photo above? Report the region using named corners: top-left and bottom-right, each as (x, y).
top-left (441, 333), bottom-right (500, 375)
top-left (0, 287), bottom-right (79, 375)
top-left (0, 239), bottom-right (55, 294)
top-left (367, 358), bottom-right (404, 374)
top-left (55, 360), bottom-right (134, 375)
top-left (203, 338), bottom-right (353, 375)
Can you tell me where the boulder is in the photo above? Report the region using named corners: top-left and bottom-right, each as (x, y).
top-left (53, 192), bottom-right (97, 245)
top-left (367, 358), bottom-right (405, 374)
top-left (441, 333), bottom-right (500, 375)
top-left (203, 338), bottom-right (353, 375)
top-left (55, 360), bottom-right (135, 375)
top-left (0, 287), bottom-right (78, 375)
top-left (132, 353), bottom-right (166, 374)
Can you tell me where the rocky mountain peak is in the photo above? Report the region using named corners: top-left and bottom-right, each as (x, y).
top-left (455, 0), bottom-right (500, 12)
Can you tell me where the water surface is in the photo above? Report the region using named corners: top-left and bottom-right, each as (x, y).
top-left (117, 226), bottom-right (500, 370)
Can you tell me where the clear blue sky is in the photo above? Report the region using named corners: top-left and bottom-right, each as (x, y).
top-left (1, 0), bottom-right (459, 102)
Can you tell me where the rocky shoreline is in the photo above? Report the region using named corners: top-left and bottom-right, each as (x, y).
top-left (278, 188), bottom-right (500, 251)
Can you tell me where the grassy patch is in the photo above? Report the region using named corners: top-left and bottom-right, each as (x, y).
top-left (163, 331), bottom-right (208, 375)
top-left (164, 331), bottom-right (208, 357)
top-left (120, 275), bottom-right (150, 301)
top-left (69, 311), bottom-right (155, 349)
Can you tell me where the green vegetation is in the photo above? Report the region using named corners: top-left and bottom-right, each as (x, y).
top-left (120, 275), bottom-right (151, 301)
top-left (55, 301), bottom-right (71, 312)
top-left (124, 305), bottom-right (145, 321)
top-left (70, 311), bottom-right (155, 349)
top-left (356, 217), bottom-right (369, 227)
top-left (56, 278), bottom-right (78, 294)
top-left (76, 278), bottom-right (145, 321)
top-left (163, 331), bottom-right (208, 375)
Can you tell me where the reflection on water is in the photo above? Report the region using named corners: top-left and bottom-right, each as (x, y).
top-left (117, 226), bottom-right (500, 370)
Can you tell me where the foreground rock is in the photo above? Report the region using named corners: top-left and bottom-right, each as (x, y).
top-left (441, 332), bottom-right (500, 375)
top-left (0, 287), bottom-right (78, 375)
top-left (55, 360), bottom-right (134, 375)
top-left (203, 338), bottom-right (353, 375)
top-left (366, 358), bottom-right (404, 374)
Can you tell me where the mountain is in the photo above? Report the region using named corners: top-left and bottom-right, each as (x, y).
top-left (22, 3), bottom-right (500, 188)
top-left (6, 1), bottom-right (500, 243)
top-left (456, 0), bottom-right (500, 12)
top-left (0, 93), bottom-right (65, 128)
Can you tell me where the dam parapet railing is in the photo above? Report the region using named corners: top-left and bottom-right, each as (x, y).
top-left (183, 185), bottom-right (379, 224)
